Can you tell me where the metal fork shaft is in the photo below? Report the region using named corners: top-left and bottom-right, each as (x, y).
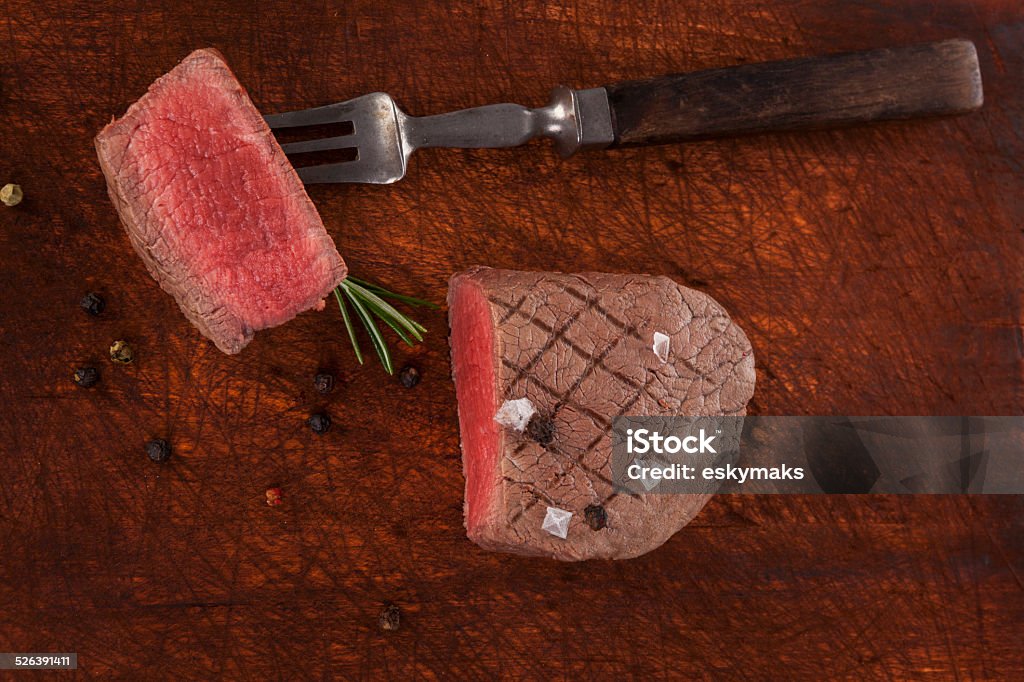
top-left (400, 86), bottom-right (613, 159)
top-left (405, 103), bottom-right (565, 149)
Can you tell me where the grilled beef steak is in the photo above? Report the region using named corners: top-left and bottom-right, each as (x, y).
top-left (448, 267), bottom-right (756, 560)
top-left (95, 49), bottom-right (347, 354)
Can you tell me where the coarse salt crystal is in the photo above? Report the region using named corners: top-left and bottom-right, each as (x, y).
top-left (635, 459), bottom-right (660, 491)
top-left (494, 397), bottom-right (537, 432)
top-left (653, 332), bottom-right (670, 363)
top-left (542, 506), bottom-right (572, 539)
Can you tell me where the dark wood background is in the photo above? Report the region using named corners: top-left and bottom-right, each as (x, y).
top-left (1, 0), bottom-right (1022, 678)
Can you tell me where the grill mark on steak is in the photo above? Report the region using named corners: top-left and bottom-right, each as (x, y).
top-left (510, 486), bottom-right (632, 526)
top-left (497, 292), bottom-right (532, 325)
top-left (496, 302), bottom-right (589, 386)
top-left (547, 442), bottom-right (619, 494)
top-left (527, 319), bottom-right (635, 397)
top-left (492, 292), bottom-right (703, 393)
top-left (501, 475), bottom-right (558, 505)
top-left (490, 293), bottom-right (653, 425)
top-left (502, 303), bottom-right (663, 526)
top-left (497, 290), bottom-right (659, 526)
top-left (505, 407), bottom-right (642, 524)
top-left (504, 356), bottom-right (654, 434)
top-left (562, 284), bottom-right (646, 342)
top-left (508, 497), bottom-right (541, 524)
top-left (506, 441), bottom-right (621, 525)
top-left (566, 283), bottom-right (709, 375)
top-left (502, 364), bottom-right (614, 429)
top-left (554, 336), bottom-right (627, 410)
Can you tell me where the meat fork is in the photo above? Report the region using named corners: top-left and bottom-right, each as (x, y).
top-left (264, 39), bottom-right (981, 185)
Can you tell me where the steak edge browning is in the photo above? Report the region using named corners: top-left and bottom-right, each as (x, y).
top-left (448, 267), bottom-right (756, 561)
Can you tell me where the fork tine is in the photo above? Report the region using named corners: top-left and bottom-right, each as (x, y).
top-left (297, 162), bottom-right (367, 185)
top-left (280, 136), bottom-right (357, 155)
top-left (269, 93), bottom-right (406, 184)
top-left (263, 100), bottom-right (359, 129)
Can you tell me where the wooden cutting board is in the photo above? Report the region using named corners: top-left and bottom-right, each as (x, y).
top-left (1, 0), bottom-right (1022, 677)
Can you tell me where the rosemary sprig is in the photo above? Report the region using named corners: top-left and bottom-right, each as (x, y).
top-left (334, 277), bottom-right (438, 374)
top-left (347, 277), bottom-right (438, 309)
top-left (333, 287), bottom-right (362, 365)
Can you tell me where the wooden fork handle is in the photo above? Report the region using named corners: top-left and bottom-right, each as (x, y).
top-left (605, 39), bottom-right (983, 147)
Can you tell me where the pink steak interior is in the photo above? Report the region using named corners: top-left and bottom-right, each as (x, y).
top-left (114, 53), bottom-right (340, 330)
top-left (449, 277), bottom-right (500, 534)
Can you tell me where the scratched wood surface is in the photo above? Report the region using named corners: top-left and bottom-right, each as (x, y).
top-left (1, 1), bottom-right (1022, 678)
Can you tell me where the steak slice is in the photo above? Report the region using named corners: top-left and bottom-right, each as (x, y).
top-left (448, 267), bottom-right (756, 560)
top-left (95, 49), bottom-right (347, 354)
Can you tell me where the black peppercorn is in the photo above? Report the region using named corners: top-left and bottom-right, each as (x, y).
top-left (80, 292), bottom-right (105, 316)
top-left (145, 439), bottom-right (171, 463)
top-left (584, 504), bottom-right (607, 531)
top-left (313, 372), bottom-right (335, 395)
top-left (397, 364), bottom-right (420, 388)
top-left (72, 366), bottom-right (99, 388)
top-left (308, 412), bottom-right (331, 434)
top-left (526, 414), bottom-right (555, 447)
top-left (378, 604), bottom-right (401, 632)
